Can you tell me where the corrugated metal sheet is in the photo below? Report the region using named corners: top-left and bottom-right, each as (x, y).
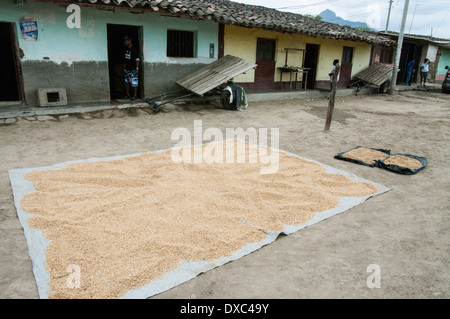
top-left (176, 55), bottom-right (257, 96)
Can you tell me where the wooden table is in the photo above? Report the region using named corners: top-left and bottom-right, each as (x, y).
top-left (279, 67), bottom-right (310, 91)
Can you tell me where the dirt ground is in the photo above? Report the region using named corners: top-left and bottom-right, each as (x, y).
top-left (1, 88), bottom-right (449, 299)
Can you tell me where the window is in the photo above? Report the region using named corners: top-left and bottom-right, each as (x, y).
top-left (167, 30), bottom-right (195, 58)
top-left (256, 38), bottom-right (276, 61)
top-left (342, 46), bottom-right (354, 63)
top-left (379, 46), bottom-right (393, 64)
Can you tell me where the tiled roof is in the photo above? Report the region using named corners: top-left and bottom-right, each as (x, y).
top-left (68, 0), bottom-right (394, 45)
top-left (379, 31), bottom-right (450, 48)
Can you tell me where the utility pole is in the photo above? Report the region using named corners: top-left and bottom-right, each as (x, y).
top-left (385, 0), bottom-right (394, 31)
top-left (389, 0), bottom-right (410, 95)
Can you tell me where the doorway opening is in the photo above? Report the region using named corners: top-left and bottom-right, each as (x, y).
top-left (107, 24), bottom-right (143, 100)
top-left (0, 22), bottom-right (23, 103)
top-left (398, 42), bottom-right (422, 84)
top-left (303, 44), bottom-right (319, 90)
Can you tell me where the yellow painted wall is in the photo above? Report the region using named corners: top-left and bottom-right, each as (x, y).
top-left (224, 25), bottom-right (372, 83)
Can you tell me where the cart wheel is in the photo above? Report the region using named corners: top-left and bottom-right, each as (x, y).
top-left (220, 90), bottom-right (235, 110)
top-left (145, 98), bottom-right (161, 113)
top-left (379, 80), bottom-right (391, 94)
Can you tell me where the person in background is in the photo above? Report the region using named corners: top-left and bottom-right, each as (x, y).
top-left (419, 58), bottom-right (430, 87)
top-left (328, 59), bottom-right (340, 91)
top-left (123, 35), bottom-right (140, 101)
top-left (405, 58), bottom-right (415, 86)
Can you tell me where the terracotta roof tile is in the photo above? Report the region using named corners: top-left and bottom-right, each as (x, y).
top-left (67, 0), bottom-right (394, 45)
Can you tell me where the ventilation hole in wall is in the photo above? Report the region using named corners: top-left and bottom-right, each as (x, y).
top-left (47, 92), bottom-right (60, 103)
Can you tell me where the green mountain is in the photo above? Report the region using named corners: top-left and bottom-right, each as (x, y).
top-left (319, 9), bottom-right (376, 30)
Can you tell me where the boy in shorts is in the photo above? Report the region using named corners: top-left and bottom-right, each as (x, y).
top-left (419, 58), bottom-right (430, 87)
top-left (123, 35), bottom-right (140, 101)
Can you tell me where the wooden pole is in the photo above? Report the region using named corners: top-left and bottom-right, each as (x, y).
top-left (324, 63), bottom-right (340, 131)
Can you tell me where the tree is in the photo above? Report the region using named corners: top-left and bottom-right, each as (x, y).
top-left (304, 14), bottom-right (322, 20)
top-left (356, 26), bottom-right (372, 31)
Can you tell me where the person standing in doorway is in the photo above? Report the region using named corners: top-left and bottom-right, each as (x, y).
top-left (419, 58), bottom-right (430, 87)
top-left (328, 59), bottom-right (340, 91)
top-left (405, 58), bottom-right (415, 86)
top-left (123, 35), bottom-right (140, 101)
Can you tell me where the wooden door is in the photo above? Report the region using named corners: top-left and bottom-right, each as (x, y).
top-left (254, 38), bottom-right (276, 89)
top-left (340, 46), bottom-right (354, 87)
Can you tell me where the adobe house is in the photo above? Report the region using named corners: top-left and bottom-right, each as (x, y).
top-left (1, 0), bottom-right (220, 106)
top-left (216, 5), bottom-right (393, 91)
top-left (375, 32), bottom-right (450, 84)
top-left (1, 0), bottom-right (393, 107)
top-left (436, 46), bottom-right (450, 83)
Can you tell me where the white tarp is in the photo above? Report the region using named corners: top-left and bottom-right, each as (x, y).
top-left (9, 143), bottom-right (390, 299)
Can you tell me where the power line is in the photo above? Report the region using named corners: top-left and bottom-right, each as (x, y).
top-left (408, 4), bottom-right (418, 33)
top-left (386, 0), bottom-right (394, 31)
top-left (433, 8), bottom-right (450, 36)
top-left (275, 0), bottom-right (339, 10)
top-left (406, 3), bottom-right (450, 37)
top-left (410, 2), bottom-right (450, 8)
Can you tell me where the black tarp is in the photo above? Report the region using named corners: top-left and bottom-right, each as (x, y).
top-left (334, 146), bottom-right (391, 167)
top-left (376, 154), bottom-right (428, 175)
top-left (335, 146), bottom-right (427, 175)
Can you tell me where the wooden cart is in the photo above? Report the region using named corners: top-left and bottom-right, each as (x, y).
top-left (348, 62), bottom-right (395, 94)
top-left (145, 55), bottom-right (257, 112)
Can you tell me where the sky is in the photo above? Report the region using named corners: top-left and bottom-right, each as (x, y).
top-left (230, 0), bottom-right (450, 39)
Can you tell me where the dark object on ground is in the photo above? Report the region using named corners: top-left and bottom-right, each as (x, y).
top-left (376, 154), bottom-right (428, 175)
top-left (442, 65), bottom-right (450, 93)
top-left (334, 146), bottom-right (391, 167)
top-left (220, 89), bottom-right (235, 110)
top-left (335, 146), bottom-right (427, 175)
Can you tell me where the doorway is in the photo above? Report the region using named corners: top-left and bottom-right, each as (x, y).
top-left (107, 24), bottom-right (143, 100)
top-left (254, 38), bottom-right (276, 89)
top-left (303, 44), bottom-right (319, 90)
top-left (0, 22), bottom-right (23, 102)
top-left (339, 46), bottom-right (354, 87)
top-left (398, 42), bottom-right (422, 84)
